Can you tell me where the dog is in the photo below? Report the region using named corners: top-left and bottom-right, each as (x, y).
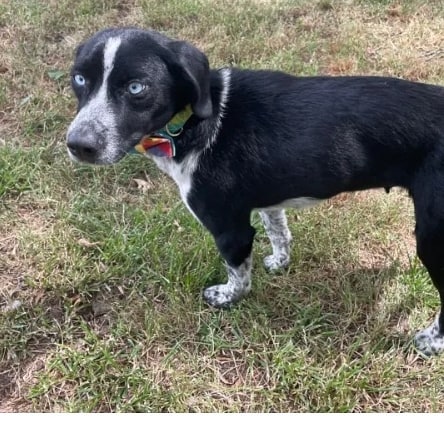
top-left (66, 27), bottom-right (444, 356)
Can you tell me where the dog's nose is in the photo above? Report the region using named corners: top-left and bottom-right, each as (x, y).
top-left (67, 131), bottom-right (99, 162)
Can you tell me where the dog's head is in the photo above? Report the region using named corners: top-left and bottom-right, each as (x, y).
top-left (66, 28), bottom-right (212, 164)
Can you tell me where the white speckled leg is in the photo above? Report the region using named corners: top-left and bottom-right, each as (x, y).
top-left (415, 315), bottom-right (444, 356)
top-left (203, 256), bottom-right (252, 308)
top-left (259, 209), bottom-right (292, 272)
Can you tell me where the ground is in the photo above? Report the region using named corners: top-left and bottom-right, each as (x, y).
top-left (1, 0), bottom-right (444, 412)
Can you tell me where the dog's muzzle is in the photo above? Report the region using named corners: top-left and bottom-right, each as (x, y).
top-left (66, 123), bottom-right (107, 163)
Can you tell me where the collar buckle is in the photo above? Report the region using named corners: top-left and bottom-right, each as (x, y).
top-left (133, 104), bottom-right (193, 158)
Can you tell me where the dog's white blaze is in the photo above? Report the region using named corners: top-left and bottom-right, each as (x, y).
top-left (103, 37), bottom-right (121, 73)
top-left (67, 36), bottom-right (122, 163)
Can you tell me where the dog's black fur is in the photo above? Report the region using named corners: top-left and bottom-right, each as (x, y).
top-left (67, 28), bottom-right (444, 355)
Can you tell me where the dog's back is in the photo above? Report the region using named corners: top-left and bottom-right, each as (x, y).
top-left (195, 71), bottom-right (444, 207)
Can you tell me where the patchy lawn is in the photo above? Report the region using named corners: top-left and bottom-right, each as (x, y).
top-left (1, 0), bottom-right (444, 412)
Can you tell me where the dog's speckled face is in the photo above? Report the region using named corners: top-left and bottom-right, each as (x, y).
top-left (66, 27), bottom-right (212, 164)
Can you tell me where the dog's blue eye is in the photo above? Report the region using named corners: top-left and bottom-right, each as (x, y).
top-left (73, 74), bottom-right (86, 86)
top-left (128, 81), bottom-right (145, 95)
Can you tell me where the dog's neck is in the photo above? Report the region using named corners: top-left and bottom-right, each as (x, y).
top-left (171, 68), bottom-right (231, 162)
top-left (146, 68), bottom-right (231, 206)
top-left (135, 68), bottom-right (230, 163)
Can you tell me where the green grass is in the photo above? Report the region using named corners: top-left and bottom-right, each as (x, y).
top-left (1, 0), bottom-right (444, 412)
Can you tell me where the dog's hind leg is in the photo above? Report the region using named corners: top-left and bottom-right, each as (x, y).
top-left (259, 209), bottom-right (292, 272)
top-left (414, 235), bottom-right (444, 356)
top-left (414, 249), bottom-right (444, 356)
top-left (412, 163), bottom-right (444, 355)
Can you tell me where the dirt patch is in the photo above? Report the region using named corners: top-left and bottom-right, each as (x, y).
top-left (0, 353), bottom-right (49, 412)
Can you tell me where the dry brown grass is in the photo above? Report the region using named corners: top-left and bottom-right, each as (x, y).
top-left (318, 2), bottom-right (444, 80)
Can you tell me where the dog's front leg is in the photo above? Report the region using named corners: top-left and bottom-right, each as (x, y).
top-left (202, 223), bottom-right (256, 308)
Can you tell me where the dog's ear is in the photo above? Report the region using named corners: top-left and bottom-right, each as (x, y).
top-left (167, 41), bottom-right (213, 119)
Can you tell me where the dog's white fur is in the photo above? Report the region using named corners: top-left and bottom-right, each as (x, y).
top-left (203, 255), bottom-right (253, 307)
top-left (259, 209), bottom-right (292, 271)
top-left (204, 68), bottom-right (231, 151)
top-left (150, 153), bottom-right (201, 221)
top-left (415, 316), bottom-right (444, 356)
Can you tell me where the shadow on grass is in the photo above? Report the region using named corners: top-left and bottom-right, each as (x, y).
top-left (253, 261), bottom-right (423, 357)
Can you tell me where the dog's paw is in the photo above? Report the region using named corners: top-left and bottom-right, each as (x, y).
top-left (414, 318), bottom-right (444, 356)
top-left (263, 254), bottom-right (289, 273)
top-left (203, 284), bottom-right (243, 308)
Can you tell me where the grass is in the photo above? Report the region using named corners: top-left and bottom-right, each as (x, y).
top-left (1, 0), bottom-right (444, 412)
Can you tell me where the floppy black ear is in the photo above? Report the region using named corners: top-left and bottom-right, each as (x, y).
top-left (167, 41), bottom-right (213, 119)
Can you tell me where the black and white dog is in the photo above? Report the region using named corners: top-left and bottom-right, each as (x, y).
top-left (66, 27), bottom-right (444, 356)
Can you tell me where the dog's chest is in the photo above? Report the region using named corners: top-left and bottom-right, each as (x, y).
top-left (151, 154), bottom-right (200, 218)
top-left (150, 154), bottom-right (322, 218)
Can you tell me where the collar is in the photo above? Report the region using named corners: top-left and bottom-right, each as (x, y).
top-left (134, 104), bottom-right (193, 158)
